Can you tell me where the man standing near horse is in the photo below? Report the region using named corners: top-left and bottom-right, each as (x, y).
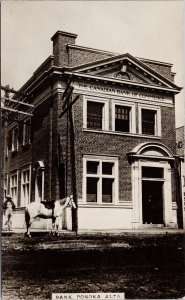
top-left (3, 196), bottom-right (16, 231)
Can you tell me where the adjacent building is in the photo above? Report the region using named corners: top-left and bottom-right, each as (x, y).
top-left (2, 31), bottom-right (184, 231)
top-left (176, 126), bottom-right (185, 228)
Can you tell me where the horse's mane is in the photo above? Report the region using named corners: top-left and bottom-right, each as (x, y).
top-left (57, 198), bottom-right (68, 205)
top-left (41, 200), bottom-right (55, 209)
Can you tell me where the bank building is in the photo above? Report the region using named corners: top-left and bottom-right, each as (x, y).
top-left (2, 31), bottom-right (185, 231)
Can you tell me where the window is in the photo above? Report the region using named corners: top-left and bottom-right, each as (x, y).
top-left (84, 97), bottom-right (109, 131)
top-left (4, 173), bottom-right (8, 199)
top-left (87, 101), bottom-right (104, 129)
top-left (84, 156), bottom-right (118, 204)
top-left (23, 119), bottom-right (31, 145)
top-left (142, 109), bottom-right (156, 135)
top-left (112, 101), bottom-right (136, 133)
top-left (10, 171), bottom-right (18, 206)
top-left (139, 105), bottom-right (161, 136)
top-left (115, 105), bottom-right (131, 132)
top-left (21, 167), bottom-right (31, 207)
top-left (5, 133), bottom-right (9, 157)
top-left (142, 167), bottom-right (164, 178)
top-left (12, 127), bottom-right (19, 151)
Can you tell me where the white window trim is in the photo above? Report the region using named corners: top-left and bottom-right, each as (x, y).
top-left (138, 104), bottom-right (161, 136)
top-left (112, 100), bottom-right (136, 133)
top-left (10, 170), bottom-right (19, 206)
top-left (23, 119), bottom-right (31, 146)
top-left (82, 155), bottom-right (119, 205)
top-left (12, 127), bottom-right (19, 152)
top-left (21, 165), bottom-right (31, 207)
top-left (83, 96), bottom-right (109, 131)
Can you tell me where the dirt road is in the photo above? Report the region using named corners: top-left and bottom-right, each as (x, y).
top-left (2, 232), bottom-right (185, 299)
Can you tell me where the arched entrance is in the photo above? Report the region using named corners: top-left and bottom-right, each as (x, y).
top-left (128, 142), bottom-right (176, 229)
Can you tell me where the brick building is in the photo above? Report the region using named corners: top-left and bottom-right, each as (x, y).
top-left (2, 31), bottom-right (184, 231)
top-left (176, 126), bottom-right (185, 228)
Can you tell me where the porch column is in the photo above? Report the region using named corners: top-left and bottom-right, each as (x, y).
top-left (163, 163), bottom-right (173, 227)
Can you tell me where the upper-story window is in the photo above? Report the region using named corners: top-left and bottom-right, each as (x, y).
top-left (115, 105), bottom-right (130, 132)
top-left (139, 104), bottom-right (161, 136)
top-left (11, 127), bottom-right (19, 151)
top-left (84, 97), bottom-right (109, 131)
top-left (87, 101), bottom-right (104, 129)
top-left (142, 109), bottom-right (156, 135)
top-left (112, 101), bottom-right (136, 133)
top-left (23, 119), bottom-right (31, 145)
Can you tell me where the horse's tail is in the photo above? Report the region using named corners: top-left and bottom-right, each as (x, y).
top-left (25, 208), bottom-right (30, 229)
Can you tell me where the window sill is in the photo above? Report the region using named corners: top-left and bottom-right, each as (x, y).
top-left (14, 207), bottom-right (26, 212)
top-left (78, 203), bottom-right (130, 208)
top-left (83, 128), bottom-right (161, 139)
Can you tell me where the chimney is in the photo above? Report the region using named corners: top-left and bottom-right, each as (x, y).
top-left (51, 31), bottom-right (77, 67)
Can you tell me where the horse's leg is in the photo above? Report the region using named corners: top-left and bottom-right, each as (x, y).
top-left (25, 210), bottom-right (31, 237)
top-left (25, 210), bottom-right (35, 238)
top-left (55, 216), bottom-right (60, 237)
top-left (51, 217), bottom-right (56, 236)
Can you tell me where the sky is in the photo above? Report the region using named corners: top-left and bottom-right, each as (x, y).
top-left (1, 0), bottom-right (185, 127)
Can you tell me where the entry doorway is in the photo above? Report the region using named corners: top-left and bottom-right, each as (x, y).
top-left (142, 181), bottom-right (164, 224)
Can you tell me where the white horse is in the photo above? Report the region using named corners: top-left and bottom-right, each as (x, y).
top-left (25, 196), bottom-right (75, 237)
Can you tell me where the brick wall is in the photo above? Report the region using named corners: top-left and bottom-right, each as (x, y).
top-left (176, 126), bottom-right (184, 157)
top-left (57, 90), bottom-right (177, 203)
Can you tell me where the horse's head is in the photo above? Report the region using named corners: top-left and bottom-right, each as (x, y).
top-left (55, 195), bottom-right (76, 215)
top-left (67, 195), bottom-right (76, 209)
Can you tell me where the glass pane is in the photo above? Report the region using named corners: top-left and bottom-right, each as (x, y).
top-left (115, 105), bottom-right (130, 120)
top-left (142, 109), bottom-right (156, 135)
top-left (87, 161), bottom-right (99, 174)
top-left (115, 105), bottom-right (130, 132)
top-left (86, 178), bottom-right (98, 202)
top-left (26, 170), bottom-right (30, 181)
top-left (142, 167), bottom-right (163, 178)
top-left (102, 162), bottom-right (114, 175)
top-left (87, 101), bottom-right (103, 129)
top-left (23, 172), bottom-right (26, 182)
top-left (102, 178), bottom-right (113, 203)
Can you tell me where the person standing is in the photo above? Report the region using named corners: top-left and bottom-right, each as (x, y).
top-left (3, 196), bottom-right (16, 231)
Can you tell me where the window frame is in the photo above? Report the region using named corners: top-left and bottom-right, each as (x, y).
top-left (112, 100), bottom-right (136, 133)
top-left (11, 127), bottom-right (19, 152)
top-left (83, 155), bottom-right (119, 205)
top-left (23, 119), bottom-right (31, 146)
top-left (10, 170), bottom-right (19, 207)
top-left (138, 104), bottom-right (161, 136)
top-left (21, 165), bottom-right (31, 207)
top-left (83, 96), bottom-right (109, 131)
top-left (4, 173), bottom-right (9, 199)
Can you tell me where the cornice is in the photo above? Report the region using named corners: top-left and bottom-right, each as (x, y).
top-left (64, 71), bottom-right (181, 94)
top-left (68, 54), bottom-right (181, 90)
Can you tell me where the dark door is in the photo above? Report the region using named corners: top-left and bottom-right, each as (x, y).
top-left (142, 181), bottom-right (164, 224)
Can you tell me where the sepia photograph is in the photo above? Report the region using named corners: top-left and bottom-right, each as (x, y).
top-left (1, 1), bottom-right (185, 299)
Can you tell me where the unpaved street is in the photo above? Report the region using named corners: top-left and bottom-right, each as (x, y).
top-left (2, 232), bottom-right (185, 299)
